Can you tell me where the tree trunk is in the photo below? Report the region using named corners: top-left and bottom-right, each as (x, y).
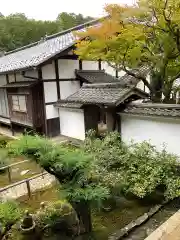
top-left (150, 72), bottom-right (163, 103)
top-left (71, 201), bottom-right (92, 234)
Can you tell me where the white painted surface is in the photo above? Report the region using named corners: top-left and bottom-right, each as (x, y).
top-left (0, 75), bottom-right (7, 86)
top-left (82, 61), bottom-right (99, 70)
top-left (59, 108), bottom-right (85, 140)
top-left (9, 74), bottom-right (15, 83)
top-left (0, 89), bottom-right (9, 117)
top-left (60, 81), bottom-right (80, 99)
top-left (25, 69), bottom-right (38, 79)
top-left (58, 59), bottom-right (79, 79)
top-left (42, 62), bottom-right (56, 79)
top-left (121, 115), bottom-right (180, 156)
top-left (136, 80), bottom-right (145, 91)
top-left (46, 105), bottom-right (59, 119)
top-left (101, 62), bottom-right (116, 76)
top-left (15, 73), bottom-right (24, 82)
top-left (43, 82), bottom-right (57, 103)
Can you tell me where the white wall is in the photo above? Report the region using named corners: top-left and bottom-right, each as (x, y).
top-left (59, 108), bottom-right (85, 140)
top-left (82, 61), bottom-right (99, 70)
top-left (43, 82), bottom-right (57, 103)
top-left (101, 62), bottom-right (116, 76)
top-left (9, 74), bottom-right (15, 83)
top-left (121, 115), bottom-right (180, 156)
top-left (58, 59), bottom-right (79, 79)
top-left (136, 80), bottom-right (145, 91)
top-left (60, 81), bottom-right (80, 99)
top-left (46, 105), bottom-right (59, 120)
top-left (42, 62), bottom-right (56, 79)
top-left (24, 69), bottom-right (38, 79)
top-left (0, 75), bottom-right (7, 86)
top-left (0, 75), bottom-right (9, 119)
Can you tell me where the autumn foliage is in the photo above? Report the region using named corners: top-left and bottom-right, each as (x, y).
top-left (76, 1), bottom-right (180, 102)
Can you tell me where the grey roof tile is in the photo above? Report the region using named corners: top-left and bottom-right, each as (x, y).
top-left (2, 81), bottom-right (37, 88)
top-left (0, 19), bottom-right (99, 74)
top-left (75, 70), bottom-right (119, 83)
top-left (54, 102), bottom-right (83, 109)
top-left (122, 103), bottom-right (180, 118)
top-left (56, 83), bottom-right (148, 106)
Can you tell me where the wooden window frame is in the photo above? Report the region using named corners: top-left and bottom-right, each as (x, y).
top-left (11, 95), bottom-right (27, 113)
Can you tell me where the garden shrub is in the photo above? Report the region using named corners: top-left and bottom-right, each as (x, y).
top-left (35, 200), bottom-right (79, 237)
top-left (0, 135), bottom-right (11, 148)
top-left (83, 131), bottom-right (180, 201)
top-left (0, 200), bottom-right (22, 239)
top-left (0, 149), bottom-right (9, 174)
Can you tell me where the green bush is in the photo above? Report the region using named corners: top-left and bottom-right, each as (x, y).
top-left (35, 200), bottom-right (79, 237)
top-left (0, 200), bottom-right (22, 230)
top-left (0, 149), bottom-right (9, 174)
top-left (0, 135), bottom-right (11, 148)
top-left (83, 131), bottom-right (180, 201)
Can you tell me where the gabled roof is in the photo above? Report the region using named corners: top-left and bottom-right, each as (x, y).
top-left (55, 83), bottom-right (149, 107)
top-left (121, 102), bottom-right (180, 118)
top-left (0, 19), bottom-right (99, 74)
top-left (75, 70), bottom-right (119, 83)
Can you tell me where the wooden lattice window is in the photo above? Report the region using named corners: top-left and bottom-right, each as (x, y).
top-left (12, 95), bottom-right (27, 112)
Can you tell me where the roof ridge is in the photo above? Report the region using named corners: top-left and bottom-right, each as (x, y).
top-left (129, 103), bottom-right (180, 109)
top-left (5, 18), bottom-right (100, 56)
top-left (82, 82), bottom-right (128, 88)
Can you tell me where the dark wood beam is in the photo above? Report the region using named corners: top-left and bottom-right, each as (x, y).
top-left (38, 68), bottom-right (48, 136)
top-left (54, 59), bottom-right (60, 99)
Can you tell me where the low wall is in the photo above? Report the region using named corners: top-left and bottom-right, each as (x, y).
top-left (145, 209), bottom-right (180, 240)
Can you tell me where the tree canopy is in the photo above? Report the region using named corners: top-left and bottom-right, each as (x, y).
top-left (75, 0), bottom-right (180, 102)
top-left (0, 12), bottom-right (94, 52)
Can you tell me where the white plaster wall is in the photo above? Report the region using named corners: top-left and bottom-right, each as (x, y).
top-left (42, 62), bottom-right (56, 79)
top-left (59, 108), bottom-right (85, 140)
top-left (136, 80), bottom-right (145, 91)
top-left (8, 74), bottom-right (15, 83)
top-left (60, 81), bottom-right (80, 99)
top-left (15, 73), bottom-right (24, 82)
top-left (58, 59), bottom-right (79, 79)
top-left (121, 115), bottom-right (180, 156)
top-left (101, 62), bottom-right (116, 76)
top-left (0, 75), bottom-right (7, 86)
top-left (46, 105), bottom-right (59, 119)
top-left (43, 82), bottom-right (57, 103)
top-left (82, 61), bottom-right (99, 70)
top-left (25, 69), bottom-right (38, 79)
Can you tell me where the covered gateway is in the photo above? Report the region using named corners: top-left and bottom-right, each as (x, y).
top-left (55, 82), bottom-right (148, 140)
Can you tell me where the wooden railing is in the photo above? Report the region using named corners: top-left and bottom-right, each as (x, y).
top-left (0, 172), bottom-right (55, 200)
top-left (0, 159), bottom-right (42, 183)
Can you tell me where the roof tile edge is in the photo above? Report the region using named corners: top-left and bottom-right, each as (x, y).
top-left (4, 18), bottom-right (102, 56)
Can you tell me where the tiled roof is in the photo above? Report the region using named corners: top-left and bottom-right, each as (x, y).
top-left (56, 83), bottom-right (148, 106)
top-left (75, 70), bottom-right (119, 83)
top-left (54, 102), bottom-right (83, 109)
top-left (2, 81), bottom-right (37, 88)
top-left (118, 66), bottom-right (150, 86)
top-left (122, 103), bottom-right (180, 117)
top-left (0, 19), bottom-right (99, 74)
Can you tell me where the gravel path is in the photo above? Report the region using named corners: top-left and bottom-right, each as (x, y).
top-left (0, 173), bottom-right (56, 200)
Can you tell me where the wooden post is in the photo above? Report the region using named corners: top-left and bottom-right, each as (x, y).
top-left (26, 180), bottom-right (31, 199)
top-left (7, 166), bottom-right (12, 183)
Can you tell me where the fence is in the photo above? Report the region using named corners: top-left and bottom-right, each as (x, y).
top-left (0, 159), bottom-right (44, 185)
top-left (0, 172), bottom-right (56, 200)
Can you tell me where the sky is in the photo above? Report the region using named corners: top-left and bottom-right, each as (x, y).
top-left (0, 0), bottom-right (134, 21)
